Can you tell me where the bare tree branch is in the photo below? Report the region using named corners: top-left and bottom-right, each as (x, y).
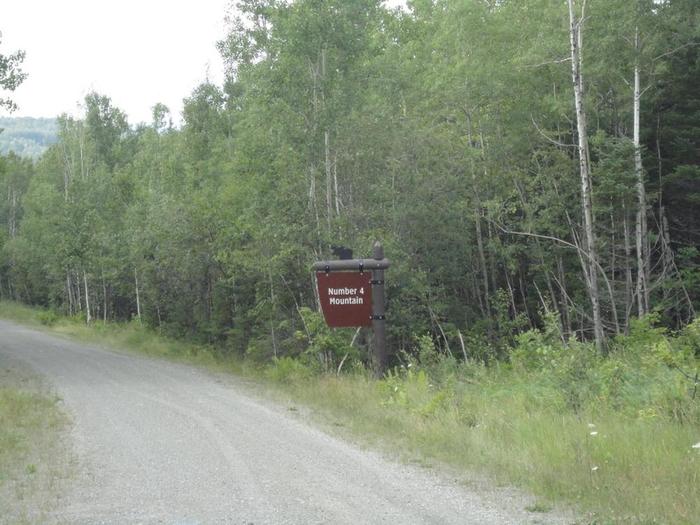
top-left (490, 219), bottom-right (620, 334)
top-left (520, 57), bottom-right (572, 69)
top-left (653, 41), bottom-right (698, 63)
top-left (531, 116), bottom-right (577, 148)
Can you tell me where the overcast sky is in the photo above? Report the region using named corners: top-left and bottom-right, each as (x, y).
top-left (1, 0), bottom-right (229, 125)
top-left (1, 1), bottom-right (407, 126)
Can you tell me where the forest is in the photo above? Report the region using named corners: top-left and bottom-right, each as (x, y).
top-left (0, 117), bottom-right (58, 159)
top-left (0, 0), bottom-right (698, 370)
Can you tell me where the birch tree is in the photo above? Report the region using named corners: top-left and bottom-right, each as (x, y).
top-left (567, 0), bottom-right (604, 351)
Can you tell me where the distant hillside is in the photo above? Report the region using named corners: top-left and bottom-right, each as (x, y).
top-left (0, 117), bottom-right (58, 159)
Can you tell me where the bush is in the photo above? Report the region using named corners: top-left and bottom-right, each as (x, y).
top-left (37, 310), bottom-right (59, 326)
top-left (265, 357), bottom-right (313, 383)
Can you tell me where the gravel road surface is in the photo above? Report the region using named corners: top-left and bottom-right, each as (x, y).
top-left (0, 320), bottom-right (573, 524)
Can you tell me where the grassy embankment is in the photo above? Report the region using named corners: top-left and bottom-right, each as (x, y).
top-left (1, 300), bottom-right (698, 524)
top-left (0, 353), bottom-right (71, 523)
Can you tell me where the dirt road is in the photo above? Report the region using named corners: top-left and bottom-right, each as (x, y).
top-left (0, 320), bottom-right (571, 524)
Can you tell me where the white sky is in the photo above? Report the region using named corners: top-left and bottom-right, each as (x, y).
top-left (0, 0), bottom-right (230, 125)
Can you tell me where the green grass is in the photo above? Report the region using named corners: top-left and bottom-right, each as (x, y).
top-left (2, 300), bottom-right (698, 524)
top-left (0, 362), bottom-right (70, 523)
top-left (0, 300), bottom-right (226, 369)
top-left (272, 367), bottom-right (699, 525)
top-left (0, 300), bottom-right (44, 326)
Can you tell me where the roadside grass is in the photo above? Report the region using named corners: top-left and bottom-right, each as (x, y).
top-left (0, 360), bottom-right (71, 524)
top-left (0, 300), bottom-right (226, 370)
top-left (271, 367), bottom-right (699, 525)
top-left (0, 300), bottom-right (43, 326)
top-left (2, 300), bottom-right (698, 524)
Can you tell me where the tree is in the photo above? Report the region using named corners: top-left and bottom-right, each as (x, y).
top-left (567, 0), bottom-right (604, 350)
top-left (2, 1), bottom-right (697, 365)
top-left (0, 31), bottom-right (27, 113)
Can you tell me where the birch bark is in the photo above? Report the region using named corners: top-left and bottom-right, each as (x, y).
top-left (633, 27), bottom-right (649, 316)
top-left (83, 270), bottom-right (91, 325)
top-left (135, 268), bottom-right (142, 324)
top-left (568, 0), bottom-right (604, 351)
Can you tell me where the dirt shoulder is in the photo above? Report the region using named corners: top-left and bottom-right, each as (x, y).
top-left (0, 353), bottom-right (74, 524)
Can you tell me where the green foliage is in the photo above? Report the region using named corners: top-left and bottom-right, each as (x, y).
top-left (511, 311), bottom-right (567, 369)
top-left (0, 34), bottom-right (27, 112)
top-left (3, 0), bottom-right (700, 476)
top-left (613, 314), bottom-right (668, 353)
top-left (265, 357), bottom-right (313, 383)
top-left (367, 323), bottom-right (698, 523)
top-left (295, 307), bottom-right (359, 371)
top-left (677, 317), bottom-right (700, 357)
top-left (36, 309), bottom-right (58, 326)
top-left (1, 0), bottom-right (698, 387)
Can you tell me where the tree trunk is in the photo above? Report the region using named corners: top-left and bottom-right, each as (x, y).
top-left (333, 152), bottom-right (341, 216)
top-left (102, 270), bottom-right (107, 323)
top-left (74, 270), bottom-right (82, 312)
top-left (623, 207), bottom-right (634, 333)
top-left (472, 271), bottom-right (487, 318)
top-left (135, 268), bottom-right (142, 324)
top-left (8, 188), bottom-right (17, 238)
top-left (568, 0), bottom-right (604, 351)
top-left (518, 272), bottom-right (534, 329)
top-left (325, 129), bottom-right (332, 233)
top-left (557, 256), bottom-right (572, 336)
top-left (633, 29), bottom-right (649, 316)
top-left (504, 271), bottom-right (518, 319)
top-left (268, 266), bottom-right (278, 359)
top-left (66, 271), bottom-right (74, 316)
top-left (474, 212), bottom-right (491, 320)
top-left (83, 270), bottom-right (91, 325)
top-left (660, 207), bottom-right (673, 297)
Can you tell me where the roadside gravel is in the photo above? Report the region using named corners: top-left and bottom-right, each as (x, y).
top-left (0, 320), bottom-right (575, 524)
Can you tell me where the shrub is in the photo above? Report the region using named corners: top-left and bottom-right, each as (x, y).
top-left (265, 356), bottom-right (313, 383)
top-left (37, 310), bottom-right (59, 326)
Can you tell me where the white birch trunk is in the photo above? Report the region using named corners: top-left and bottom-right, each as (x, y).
top-left (66, 271), bottom-right (74, 316)
top-left (268, 266), bottom-right (278, 359)
top-left (102, 270), bottom-right (107, 323)
top-left (135, 268), bottom-right (142, 324)
top-left (325, 129), bottom-right (332, 232)
top-left (8, 189), bottom-right (17, 238)
top-left (633, 27), bottom-right (649, 316)
top-left (83, 270), bottom-right (91, 325)
top-left (474, 213), bottom-right (491, 319)
top-left (623, 206), bottom-right (634, 332)
top-left (568, 0), bottom-right (604, 351)
top-left (333, 153), bottom-right (341, 216)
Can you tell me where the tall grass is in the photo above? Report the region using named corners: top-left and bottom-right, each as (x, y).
top-left (262, 317), bottom-right (700, 524)
top-left (272, 362), bottom-right (699, 524)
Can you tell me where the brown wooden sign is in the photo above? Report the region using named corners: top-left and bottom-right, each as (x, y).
top-left (313, 241), bottom-right (390, 376)
top-left (316, 271), bottom-right (373, 327)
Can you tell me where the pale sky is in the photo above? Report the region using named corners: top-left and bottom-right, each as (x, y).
top-left (0, 0), bottom-right (230, 125)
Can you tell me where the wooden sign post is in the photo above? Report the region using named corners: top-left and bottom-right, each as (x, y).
top-left (313, 241), bottom-right (390, 377)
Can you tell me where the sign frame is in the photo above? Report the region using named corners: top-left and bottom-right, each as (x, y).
top-left (313, 241), bottom-right (390, 377)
